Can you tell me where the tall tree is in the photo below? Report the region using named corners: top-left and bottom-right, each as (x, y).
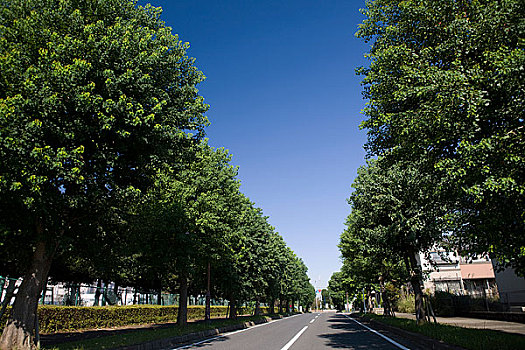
top-left (0, 0), bottom-right (208, 348)
top-left (172, 141), bottom-right (242, 324)
top-left (356, 0), bottom-right (525, 273)
top-left (342, 159), bottom-right (444, 322)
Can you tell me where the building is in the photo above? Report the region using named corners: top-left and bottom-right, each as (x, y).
top-left (419, 251), bottom-right (497, 298)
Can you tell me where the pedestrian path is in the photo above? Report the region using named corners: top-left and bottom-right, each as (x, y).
top-left (395, 312), bottom-right (525, 335)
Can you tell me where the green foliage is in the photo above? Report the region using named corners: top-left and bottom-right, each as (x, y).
top-left (356, 0), bottom-right (525, 273)
top-left (0, 305), bottom-right (269, 334)
top-left (365, 314), bottom-right (525, 350)
top-left (429, 291), bottom-right (503, 316)
top-left (395, 295), bottom-right (415, 314)
top-left (0, 0), bottom-right (312, 342)
top-left (42, 315), bottom-right (274, 350)
top-left (328, 271), bottom-right (350, 311)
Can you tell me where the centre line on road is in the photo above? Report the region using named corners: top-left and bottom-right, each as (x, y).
top-left (309, 318), bottom-right (315, 324)
top-left (342, 314), bottom-right (410, 350)
top-left (280, 325), bottom-right (308, 350)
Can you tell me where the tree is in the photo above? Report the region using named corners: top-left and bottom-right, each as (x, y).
top-left (342, 159), bottom-right (444, 322)
top-left (172, 141), bottom-right (243, 323)
top-left (327, 272), bottom-right (348, 311)
top-left (0, 1), bottom-right (208, 347)
top-left (356, 0), bottom-right (525, 273)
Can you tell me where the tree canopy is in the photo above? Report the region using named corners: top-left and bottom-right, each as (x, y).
top-left (0, 1), bottom-right (313, 348)
top-left (356, 0), bottom-right (524, 273)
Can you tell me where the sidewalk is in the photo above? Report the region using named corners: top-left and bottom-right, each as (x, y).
top-left (395, 312), bottom-right (525, 335)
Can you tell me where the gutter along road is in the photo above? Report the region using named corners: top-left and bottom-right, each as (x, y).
top-left (173, 312), bottom-right (417, 350)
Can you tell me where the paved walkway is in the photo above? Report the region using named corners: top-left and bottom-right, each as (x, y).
top-left (395, 312), bottom-right (525, 335)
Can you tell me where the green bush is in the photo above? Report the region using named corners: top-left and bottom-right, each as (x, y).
top-left (430, 291), bottom-right (504, 316)
top-left (395, 295), bottom-right (415, 313)
top-left (0, 305), bottom-right (269, 334)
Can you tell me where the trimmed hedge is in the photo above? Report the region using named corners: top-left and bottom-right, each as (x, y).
top-left (0, 305), bottom-right (269, 334)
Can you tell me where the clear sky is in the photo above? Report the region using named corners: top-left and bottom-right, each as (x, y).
top-left (149, 0), bottom-right (370, 289)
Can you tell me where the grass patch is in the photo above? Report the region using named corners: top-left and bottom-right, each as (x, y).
top-left (363, 314), bottom-right (525, 350)
top-left (43, 315), bottom-right (273, 350)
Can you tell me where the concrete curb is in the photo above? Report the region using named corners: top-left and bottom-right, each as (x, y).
top-left (357, 316), bottom-right (466, 350)
top-left (116, 315), bottom-right (289, 350)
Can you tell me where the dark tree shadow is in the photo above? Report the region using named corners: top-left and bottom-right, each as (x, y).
top-left (317, 315), bottom-right (399, 349)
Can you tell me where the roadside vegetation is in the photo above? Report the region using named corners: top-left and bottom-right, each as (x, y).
top-left (0, 1), bottom-right (315, 349)
top-left (363, 314), bottom-right (525, 350)
top-left (42, 314), bottom-right (282, 350)
top-left (329, 0), bottom-right (524, 322)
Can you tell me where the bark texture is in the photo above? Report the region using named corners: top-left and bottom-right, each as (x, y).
top-left (408, 253), bottom-right (426, 324)
top-left (176, 274), bottom-right (188, 326)
top-left (228, 299), bottom-right (237, 319)
top-left (0, 240), bottom-right (54, 350)
top-left (0, 279), bottom-right (17, 320)
top-left (254, 298), bottom-right (261, 316)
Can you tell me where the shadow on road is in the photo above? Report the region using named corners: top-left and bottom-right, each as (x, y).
top-left (179, 335), bottom-right (230, 348)
top-left (317, 315), bottom-right (398, 349)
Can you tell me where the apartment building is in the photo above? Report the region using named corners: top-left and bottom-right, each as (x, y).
top-left (418, 251), bottom-right (498, 297)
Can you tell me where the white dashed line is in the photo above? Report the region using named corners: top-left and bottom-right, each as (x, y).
top-left (173, 314), bottom-right (303, 349)
top-left (280, 325), bottom-right (308, 350)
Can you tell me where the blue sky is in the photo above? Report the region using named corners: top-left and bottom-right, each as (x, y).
top-left (151, 0), bottom-right (370, 289)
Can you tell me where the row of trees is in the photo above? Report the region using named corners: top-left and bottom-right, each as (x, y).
top-left (0, 1), bottom-right (314, 349)
top-left (333, 0), bottom-right (524, 322)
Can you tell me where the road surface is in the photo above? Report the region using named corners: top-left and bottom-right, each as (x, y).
top-left (172, 312), bottom-right (416, 349)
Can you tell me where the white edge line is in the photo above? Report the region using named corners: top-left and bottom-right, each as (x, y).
top-left (343, 314), bottom-right (410, 350)
top-left (280, 325), bottom-right (308, 350)
top-left (173, 313), bottom-right (303, 349)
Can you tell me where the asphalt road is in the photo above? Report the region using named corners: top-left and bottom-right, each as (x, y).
top-left (172, 312), bottom-right (415, 350)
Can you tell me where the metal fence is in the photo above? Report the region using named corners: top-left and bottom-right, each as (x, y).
top-left (1, 276), bottom-right (231, 307)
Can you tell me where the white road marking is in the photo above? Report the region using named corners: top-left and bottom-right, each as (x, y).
top-left (342, 314), bottom-right (410, 350)
top-left (309, 318), bottom-right (315, 324)
top-left (280, 325), bottom-right (308, 350)
top-left (172, 313), bottom-right (303, 349)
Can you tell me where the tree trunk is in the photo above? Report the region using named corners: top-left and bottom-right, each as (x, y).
top-left (157, 286), bottom-right (162, 306)
top-left (101, 281), bottom-right (107, 306)
top-left (177, 274), bottom-right (188, 326)
top-left (407, 252), bottom-right (426, 324)
top-left (291, 299), bottom-right (295, 313)
top-left (254, 297), bottom-right (261, 316)
top-left (0, 279), bottom-right (18, 319)
top-left (0, 239), bottom-right (54, 350)
top-left (380, 278), bottom-right (393, 317)
top-left (228, 299), bottom-right (237, 319)
top-left (279, 295), bottom-right (283, 313)
top-left (94, 279), bottom-right (102, 306)
top-left (113, 282), bottom-right (119, 305)
top-left (285, 299), bottom-right (290, 313)
top-left (269, 298), bottom-right (275, 314)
